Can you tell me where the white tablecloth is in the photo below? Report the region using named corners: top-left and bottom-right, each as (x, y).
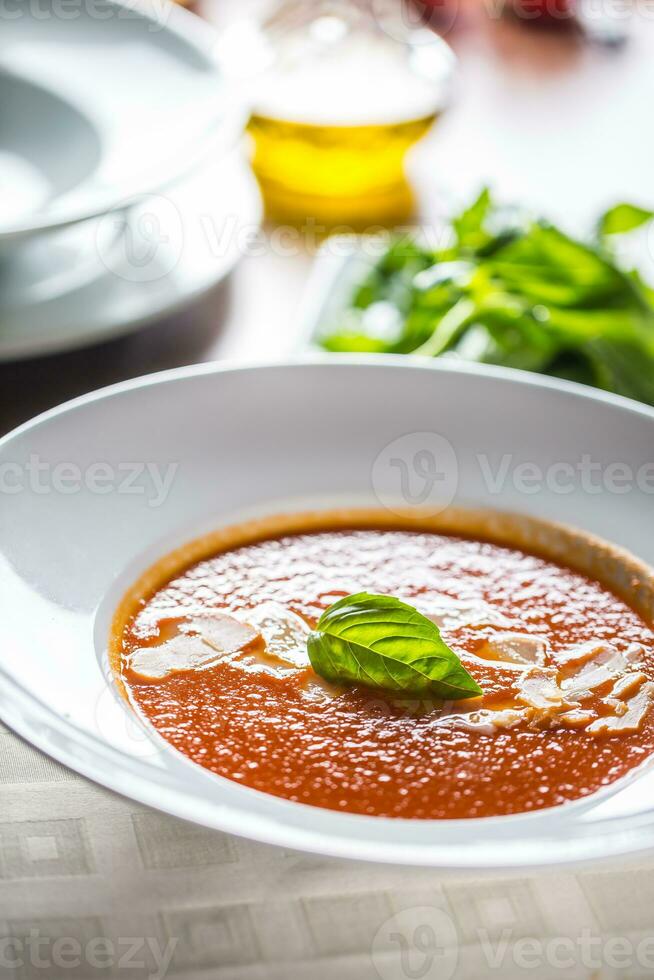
top-left (3, 714), bottom-right (654, 980)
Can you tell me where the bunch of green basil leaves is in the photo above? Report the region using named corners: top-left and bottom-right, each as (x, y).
top-left (320, 191), bottom-right (654, 406)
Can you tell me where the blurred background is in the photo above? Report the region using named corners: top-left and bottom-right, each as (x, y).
top-left (2, 0), bottom-right (654, 423)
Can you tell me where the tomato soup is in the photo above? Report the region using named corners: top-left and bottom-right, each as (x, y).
top-left (112, 511), bottom-right (654, 819)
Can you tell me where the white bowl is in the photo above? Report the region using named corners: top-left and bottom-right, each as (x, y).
top-left (0, 0), bottom-right (243, 245)
top-left (2, 358), bottom-right (654, 869)
top-left (0, 150), bottom-right (262, 360)
top-left (0, 71), bottom-right (101, 230)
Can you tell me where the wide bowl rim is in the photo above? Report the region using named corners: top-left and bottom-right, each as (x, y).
top-left (3, 355), bottom-right (654, 870)
top-left (3, 352), bottom-right (654, 449)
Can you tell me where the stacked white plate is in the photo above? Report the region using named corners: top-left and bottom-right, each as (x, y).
top-left (0, 0), bottom-right (261, 359)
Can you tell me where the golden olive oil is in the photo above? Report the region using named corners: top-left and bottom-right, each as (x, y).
top-left (248, 111), bottom-right (439, 229)
top-left (244, 11), bottom-right (454, 230)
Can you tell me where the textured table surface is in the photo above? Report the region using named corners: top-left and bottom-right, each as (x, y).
top-left (4, 709), bottom-right (654, 980)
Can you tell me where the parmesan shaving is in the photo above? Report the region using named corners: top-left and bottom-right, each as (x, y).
top-left (129, 614), bottom-right (260, 680)
top-left (587, 682), bottom-right (654, 734)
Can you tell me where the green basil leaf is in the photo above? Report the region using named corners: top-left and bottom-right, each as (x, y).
top-left (580, 337), bottom-right (654, 404)
top-left (317, 188), bottom-right (654, 408)
top-left (598, 203), bottom-right (654, 237)
top-left (452, 187), bottom-right (492, 251)
top-left (307, 592), bottom-right (482, 700)
top-left (321, 332), bottom-right (393, 354)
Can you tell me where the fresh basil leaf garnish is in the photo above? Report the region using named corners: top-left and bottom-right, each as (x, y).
top-left (598, 203), bottom-right (654, 237)
top-left (307, 592), bottom-right (482, 700)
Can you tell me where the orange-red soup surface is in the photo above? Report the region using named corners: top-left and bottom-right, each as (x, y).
top-left (115, 525), bottom-right (654, 819)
